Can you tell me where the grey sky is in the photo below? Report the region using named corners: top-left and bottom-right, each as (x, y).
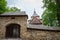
top-left (6, 0), bottom-right (45, 19)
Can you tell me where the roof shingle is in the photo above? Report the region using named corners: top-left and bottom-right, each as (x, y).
top-left (0, 11), bottom-right (27, 16)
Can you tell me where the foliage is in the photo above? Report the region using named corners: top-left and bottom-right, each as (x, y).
top-left (42, 0), bottom-right (59, 26)
top-left (6, 7), bottom-right (21, 12)
top-left (0, 0), bottom-right (20, 14)
top-left (0, 0), bottom-right (7, 14)
top-left (42, 9), bottom-right (58, 26)
top-left (55, 0), bottom-right (60, 26)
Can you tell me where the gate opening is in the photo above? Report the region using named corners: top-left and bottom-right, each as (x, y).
top-left (5, 23), bottom-right (20, 38)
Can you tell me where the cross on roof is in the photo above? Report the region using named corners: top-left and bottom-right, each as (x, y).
top-left (32, 9), bottom-right (39, 17)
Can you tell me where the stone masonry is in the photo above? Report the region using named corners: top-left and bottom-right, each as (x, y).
top-left (25, 29), bottom-right (60, 40)
top-left (0, 12), bottom-right (60, 40)
top-left (0, 16), bottom-right (27, 39)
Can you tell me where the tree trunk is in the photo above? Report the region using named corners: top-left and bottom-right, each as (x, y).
top-left (55, 0), bottom-right (60, 26)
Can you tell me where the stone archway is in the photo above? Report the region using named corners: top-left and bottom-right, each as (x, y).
top-left (5, 23), bottom-right (20, 38)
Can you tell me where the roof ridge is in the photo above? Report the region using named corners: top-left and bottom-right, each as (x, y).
top-left (0, 11), bottom-right (27, 15)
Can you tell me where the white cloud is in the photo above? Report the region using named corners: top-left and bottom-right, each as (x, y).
top-left (23, 0), bottom-right (37, 4)
top-left (7, 0), bottom-right (45, 19)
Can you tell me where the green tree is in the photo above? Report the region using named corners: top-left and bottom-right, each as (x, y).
top-left (42, 0), bottom-right (60, 26)
top-left (55, 0), bottom-right (60, 26)
top-left (6, 7), bottom-right (21, 12)
top-left (0, 0), bottom-right (7, 14)
top-left (42, 9), bottom-right (58, 26)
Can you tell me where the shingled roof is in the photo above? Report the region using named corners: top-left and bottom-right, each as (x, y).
top-left (0, 11), bottom-right (28, 18)
top-left (1, 11), bottom-right (27, 15)
top-left (27, 24), bottom-right (60, 31)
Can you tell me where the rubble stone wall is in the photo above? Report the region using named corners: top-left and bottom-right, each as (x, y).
top-left (0, 17), bottom-right (60, 40)
top-left (24, 29), bottom-right (60, 40)
top-left (0, 17), bottom-right (27, 38)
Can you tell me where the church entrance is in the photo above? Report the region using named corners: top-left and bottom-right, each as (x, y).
top-left (5, 23), bottom-right (20, 38)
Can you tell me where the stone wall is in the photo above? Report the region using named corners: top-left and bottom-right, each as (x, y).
top-left (0, 17), bottom-right (60, 40)
top-left (0, 17), bottom-right (27, 38)
top-left (23, 29), bottom-right (60, 40)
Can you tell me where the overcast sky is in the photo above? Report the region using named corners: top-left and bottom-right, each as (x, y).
top-left (6, 0), bottom-right (45, 19)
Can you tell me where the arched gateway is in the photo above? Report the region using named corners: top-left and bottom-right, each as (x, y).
top-left (0, 12), bottom-right (28, 38)
top-left (5, 23), bottom-right (20, 38)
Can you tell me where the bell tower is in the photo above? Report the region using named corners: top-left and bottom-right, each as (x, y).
top-left (28, 9), bottom-right (42, 25)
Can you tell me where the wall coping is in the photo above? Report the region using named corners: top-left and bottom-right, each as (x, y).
top-left (27, 24), bottom-right (60, 31)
